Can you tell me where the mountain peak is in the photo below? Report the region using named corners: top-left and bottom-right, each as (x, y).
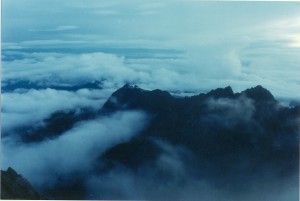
top-left (206, 86), bottom-right (234, 98)
top-left (242, 85), bottom-right (275, 102)
top-left (122, 83), bottom-right (139, 89)
top-left (102, 85), bottom-right (173, 112)
top-left (102, 85), bottom-right (279, 113)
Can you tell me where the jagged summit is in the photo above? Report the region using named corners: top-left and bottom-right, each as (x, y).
top-left (241, 85), bottom-right (275, 102)
top-left (122, 83), bottom-right (140, 89)
top-left (102, 83), bottom-right (299, 192)
top-left (103, 84), bottom-right (277, 113)
top-left (206, 86), bottom-right (234, 98)
top-left (103, 84), bottom-right (173, 112)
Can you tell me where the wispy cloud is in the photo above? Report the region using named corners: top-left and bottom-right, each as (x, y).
top-left (2, 110), bottom-right (149, 188)
top-left (29, 25), bottom-right (78, 32)
top-left (1, 88), bottom-right (112, 134)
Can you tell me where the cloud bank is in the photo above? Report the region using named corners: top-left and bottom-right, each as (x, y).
top-left (3, 49), bottom-right (300, 100)
top-left (2, 111), bottom-right (149, 190)
top-left (1, 88), bottom-right (113, 134)
top-left (2, 1), bottom-right (300, 99)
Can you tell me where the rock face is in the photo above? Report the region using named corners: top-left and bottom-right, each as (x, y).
top-left (1, 167), bottom-right (45, 200)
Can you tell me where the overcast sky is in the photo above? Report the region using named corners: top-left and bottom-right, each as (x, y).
top-left (2, 0), bottom-right (300, 99)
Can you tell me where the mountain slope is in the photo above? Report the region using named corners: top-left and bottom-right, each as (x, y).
top-left (1, 167), bottom-right (45, 200)
top-left (100, 84), bottom-right (299, 190)
top-left (4, 84), bottom-right (298, 200)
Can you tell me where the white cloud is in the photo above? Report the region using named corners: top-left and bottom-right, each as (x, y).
top-left (2, 52), bottom-right (135, 86)
top-left (1, 49), bottom-right (242, 92)
top-left (1, 88), bottom-right (113, 133)
top-left (206, 96), bottom-right (255, 127)
top-left (1, 111), bottom-right (149, 188)
top-left (3, 1), bottom-right (300, 100)
top-left (3, 46), bottom-right (300, 99)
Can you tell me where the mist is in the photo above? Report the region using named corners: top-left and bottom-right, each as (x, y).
top-left (2, 111), bottom-right (149, 191)
top-left (1, 88), bottom-right (113, 134)
top-left (85, 138), bottom-right (299, 201)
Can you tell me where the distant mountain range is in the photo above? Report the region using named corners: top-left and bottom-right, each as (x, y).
top-left (1, 80), bottom-right (103, 92)
top-left (2, 84), bottom-right (299, 199)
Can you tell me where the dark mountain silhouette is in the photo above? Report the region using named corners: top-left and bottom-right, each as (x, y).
top-left (102, 84), bottom-right (277, 113)
top-left (103, 84), bottom-right (174, 113)
top-left (100, 84), bottom-right (299, 190)
top-left (241, 85), bottom-right (275, 102)
top-left (5, 84), bottom-right (298, 199)
top-left (2, 80), bottom-right (103, 92)
top-left (206, 86), bottom-right (234, 98)
top-left (1, 167), bottom-right (46, 199)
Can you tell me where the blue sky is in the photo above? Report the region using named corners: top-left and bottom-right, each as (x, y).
top-left (2, 0), bottom-right (300, 99)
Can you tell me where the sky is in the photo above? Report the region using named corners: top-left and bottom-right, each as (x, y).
top-left (2, 0), bottom-right (300, 99)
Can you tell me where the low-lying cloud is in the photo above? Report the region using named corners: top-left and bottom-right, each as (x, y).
top-left (2, 50), bottom-right (240, 92)
top-left (206, 96), bottom-right (255, 126)
top-left (2, 110), bottom-right (149, 189)
top-left (3, 48), bottom-right (299, 100)
top-left (85, 138), bottom-right (299, 201)
top-left (2, 52), bottom-right (135, 87)
top-left (1, 88), bottom-right (113, 134)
